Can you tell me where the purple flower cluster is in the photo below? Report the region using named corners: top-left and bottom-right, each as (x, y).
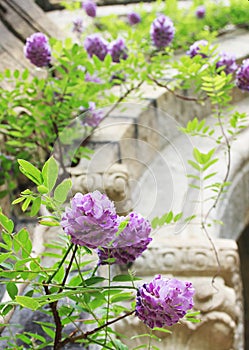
top-left (236, 59), bottom-right (249, 91)
top-left (216, 52), bottom-right (238, 75)
top-left (61, 191), bottom-right (118, 249)
top-left (97, 212), bottom-right (152, 265)
top-left (84, 34), bottom-right (128, 63)
top-left (82, 0), bottom-right (97, 17)
top-left (108, 38), bottom-right (128, 63)
top-left (61, 191), bottom-right (153, 263)
top-left (81, 102), bottom-right (103, 127)
top-left (150, 15), bottom-right (175, 49)
top-left (195, 5), bottom-right (206, 19)
top-left (84, 34), bottom-right (108, 61)
top-left (187, 40), bottom-right (208, 58)
top-left (136, 275), bottom-right (195, 328)
top-left (128, 12), bottom-right (141, 26)
top-left (72, 18), bottom-right (84, 34)
top-left (24, 32), bottom-right (51, 68)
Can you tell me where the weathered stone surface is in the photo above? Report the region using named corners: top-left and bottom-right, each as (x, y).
top-left (115, 236), bottom-right (243, 350)
top-left (70, 163), bottom-right (133, 215)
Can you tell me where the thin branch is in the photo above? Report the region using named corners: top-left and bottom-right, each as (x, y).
top-left (58, 310), bottom-right (135, 348)
top-left (148, 75), bottom-right (207, 102)
top-left (204, 113), bottom-right (231, 221)
top-left (101, 81), bottom-right (144, 122)
top-left (44, 285), bottom-right (63, 350)
top-left (46, 243), bottom-right (74, 285)
top-left (59, 244), bottom-right (78, 292)
top-left (201, 108), bottom-right (231, 287)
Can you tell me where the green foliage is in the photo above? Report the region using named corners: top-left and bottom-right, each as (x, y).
top-left (0, 0), bottom-right (248, 348)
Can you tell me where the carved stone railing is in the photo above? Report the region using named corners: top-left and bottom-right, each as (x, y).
top-left (70, 163), bottom-right (133, 215)
top-left (115, 235), bottom-right (243, 350)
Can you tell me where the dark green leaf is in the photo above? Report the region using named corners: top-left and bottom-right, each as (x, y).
top-left (112, 274), bottom-right (141, 282)
top-left (6, 282), bottom-right (18, 300)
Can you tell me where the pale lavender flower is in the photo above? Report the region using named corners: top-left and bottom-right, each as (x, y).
top-left (81, 102), bottom-right (103, 127)
top-left (236, 59), bottom-right (249, 91)
top-left (24, 32), bottom-right (51, 67)
top-left (84, 34), bottom-right (108, 61)
top-left (85, 72), bottom-right (102, 83)
top-left (196, 5), bottom-right (206, 19)
top-left (82, 0), bottom-right (97, 17)
top-left (73, 18), bottom-right (84, 34)
top-left (97, 212), bottom-right (152, 265)
top-left (187, 40), bottom-right (208, 58)
top-left (128, 12), bottom-right (141, 26)
top-left (108, 38), bottom-right (128, 63)
top-left (136, 275), bottom-right (195, 328)
top-left (216, 51), bottom-right (238, 75)
top-left (61, 191), bottom-right (118, 249)
top-left (150, 15), bottom-right (175, 49)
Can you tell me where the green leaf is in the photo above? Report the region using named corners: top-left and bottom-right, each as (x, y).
top-left (0, 190), bottom-right (8, 199)
top-left (12, 197), bottom-right (25, 205)
top-left (15, 296), bottom-right (40, 310)
top-left (13, 69), bottom-right (20, 79)
top-left (37, 185), bottom-right (49, 194)
top-left (6, 282), bottom-right (18, 300)
top-left (16, 333), bottom-right (32, 345)
top-left (42, 157), bottom-right (58, 192)
top-left (18, 159), bottom-right (43, 185)
top-left (112, 274), bottom-right (141, 282)
top-left (22, 69), bottom-right (29, 80)
top-left (174, 212), bottom-right (183, 222)
top-left (188, 160), bottom-right (201, 171)
top-left (41, 326), bottom-right (55, 339)
top-left (21, 196), bottom-right (32, 212)
top-left (54, 178), bottom-right (72, 203)
top-left (111, 292), bottom-right (133, 303)
top-left (24, 332), bottom-right (45, 343)
top-left (84, 276), bottom-right (105, 286)
top-left (203, 172), bottom-right (217, 180)
top-left (39, 220), bottom-right (60, 227)
top-left (152, 327), bottom-right (172, 334)
top-left (18, 228), bottom-right (32, 258)
top-left (165, 211), bottom-right (173, 224)
top-left (0, 212), bottom-right (14, 233)
top-left (0, 252), bottom-right (12, 264)
top-left (193, 148), bottom-right (202, 164)
top-left (202, 158), bottom-right (218, 171)
top-left (30, 197), bottom-right (41, 216)
top-left (151, 216), bottom-right (160, 229)
top-left (1, 304), bottom-right (13, 317)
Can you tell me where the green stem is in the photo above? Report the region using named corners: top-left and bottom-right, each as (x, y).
top-left (58, 310), bottom-right (135, 348)
top-left (59, 244), bottom-right (78, 292)
top-left (46, 243), bottom-right (74, 284)
top-left (104, 263), bottom-right (111, 345)
top-left (147, 329), bottom-right (153, 350)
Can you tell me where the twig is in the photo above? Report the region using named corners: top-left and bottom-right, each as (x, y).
top-left (58, 310), bottom-right (135, 348)
top-left (59, 244), bottom-right (78, 292)
top-left (204, 113), bottom-right (231, 222)
top-left (201, 108), bottom-right (231, 287)
top-left (46, 243), bottom-right (74, 285)
top-left (44, 285), bottom-right (63, 350)
top-left (148, 75), bottom-right (207, 102)
top-left (100, 81), bottom-right (144, 123)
